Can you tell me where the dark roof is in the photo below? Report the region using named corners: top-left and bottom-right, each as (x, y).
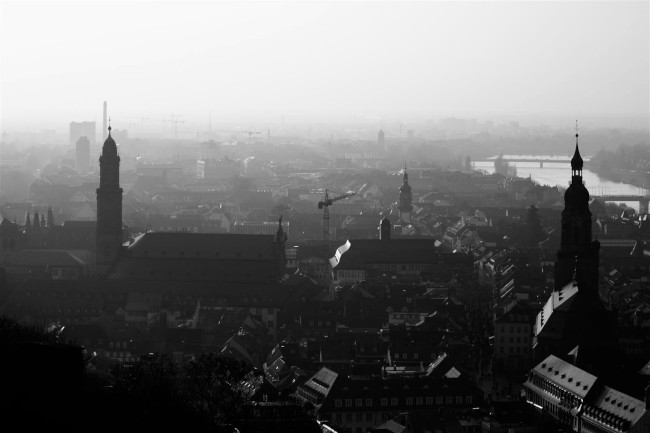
top-left (109, 257), bottom-right (278, 283)
top-left (319, 375), bottom-right (481, 412)
top-left (126, 232), bottom-right (277, 260)
top-left (534, 281), bottom-right (617, 350)
top-left (109, 232), bottom-right (282, 283)
top-left (0, 217), bottom-right (20, 236)
top-left (335, 238), bottom-right (469, 268)
top-left (531, 354), bottom-right (598, 399)
top-left (0, 250), bottom-right (91, 267)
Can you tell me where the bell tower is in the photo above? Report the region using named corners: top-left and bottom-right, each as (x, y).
top-left (96, 123), bottom-right (123, 269)
top-left (398, 163), bottom-right (413, 224)
top-left (555, 125), bottom-right (600, 292)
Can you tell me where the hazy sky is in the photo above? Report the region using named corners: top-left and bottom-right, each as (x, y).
top-left (1, 0), bottom-right (648, 131)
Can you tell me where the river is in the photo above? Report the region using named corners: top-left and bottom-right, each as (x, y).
top-left (472, 158), bottom-right (648, 211)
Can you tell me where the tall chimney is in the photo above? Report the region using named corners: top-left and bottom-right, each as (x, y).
top-left (103, 101), bottom-right (108, 141)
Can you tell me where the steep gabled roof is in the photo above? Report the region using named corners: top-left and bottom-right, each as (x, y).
top-left (532, 355), bottom-right (597, 399)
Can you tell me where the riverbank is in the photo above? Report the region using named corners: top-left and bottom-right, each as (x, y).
top-left (589, 167), bottom-right (650, 190)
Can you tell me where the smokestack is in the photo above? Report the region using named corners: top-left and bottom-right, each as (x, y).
top-left (103, 101), bottom-right (108, 141)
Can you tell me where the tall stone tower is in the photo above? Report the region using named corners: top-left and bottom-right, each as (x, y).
top-left (554, 132), bottom-right (600, 292)
top-left (378, 129), bottom-right (385, 149)
top-left (96, 124), bottom-right (123, 268)
top-left (398, 164), bottom-right (413, 224)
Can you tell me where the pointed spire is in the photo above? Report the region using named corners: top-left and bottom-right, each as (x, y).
top-left (108, 116), bottom-right (112, 134)
top-left (47, 206), bottom-right (54, 228)
top-left (25, 212), bottom-right (32, 233)
top-left (275, 214), bottom-right (287, 242)
top-left (571, 120), bottom-right (583, 174)
top-left (32, 211), bottom-right (41, 231)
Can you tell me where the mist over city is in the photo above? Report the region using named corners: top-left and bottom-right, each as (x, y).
top-left (1, 1), bottom-right (649, 433)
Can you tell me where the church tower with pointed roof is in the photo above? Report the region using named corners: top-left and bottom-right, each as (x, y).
top-left (533, 127), bottom-right (619, 375)
top-left (554, 128), bottom-right (600, 292)
top-left (398, 164), bottom-right (413, 224)
top-left (96, 123), bottom-right (123, 269)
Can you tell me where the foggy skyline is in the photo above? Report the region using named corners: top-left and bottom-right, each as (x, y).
top-left (1, 1), bottom-right (649, 132)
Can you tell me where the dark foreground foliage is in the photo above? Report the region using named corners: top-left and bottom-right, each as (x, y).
top-left (0, 317), bottom-right (316, 433)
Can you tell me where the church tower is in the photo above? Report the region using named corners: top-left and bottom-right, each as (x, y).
top-left (96, 124), bottom-right (123, 268)
top-left (273, 215), bottom-right (288, 278)
top-left (398, 164), bottom-right (413, 224)
top-left (533, 129), bottom-right (619, 374)
top-left (554, 130), bottom-right (600, 292)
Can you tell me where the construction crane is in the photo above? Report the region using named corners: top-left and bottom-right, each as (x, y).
top-left (318, 189), bottom-right (355, 248)
top-left (163, 113), bottom-right (185, 139)
top-left (202, 129), bottom-right (260, 143)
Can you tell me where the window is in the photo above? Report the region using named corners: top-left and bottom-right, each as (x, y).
top-left (436, 397), bottom-right (443, 405)
top-left (356, 399), bottom-right (362, 407)
top-left (391, 398), bottom-right (398, 406)
top-left (446, 397), bottom-right (453, 405)
top-left (345, 399), bottom-right (352, 407)
top-left (335, 399), bottom-right (342, 408)
top-left (414, 353), bottom-right (419, 360)
top-left (355, 413), bottom-right (362, 422)
top-left (381, 398), bottom-right (388, 406)
top-left (406, 397), bottom-right (413, 405)
top-left (366, 399), bottom-right (372, 407)
top-left (426, 397), bottom-right (433, 405)
top-left (402, 353), bottom-right (407, 359)
top-left (456, 396), bottom-right (463, 404)
top-left (267, 308), bottom-right (273, 315)
top-left (335, 413), bottom-right (342, 424)
top-left (416, 397), bottom-right (423, 406)
top-left (465, 396), bottom-right (473, 404)
top-left (366, 413), bottom-right (373, 422)
top-left (395, 353), bottom-right (400, 359)
top-left (345, 413), bottom-right (352, 422)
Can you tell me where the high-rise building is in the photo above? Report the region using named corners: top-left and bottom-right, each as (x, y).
top-left (96, 125), bottom-right (123, 269)
top-left (378, 129), bottom-right (385, 148)
top-left (69, 121), bottom-right (96, 146)
top-left (75, 136), bottom-right (90, 174)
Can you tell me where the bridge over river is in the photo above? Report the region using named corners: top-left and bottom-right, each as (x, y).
top-left (485, 154), bottom-right (592, 167)
top-left (594, 193), bottom-right (650, 213)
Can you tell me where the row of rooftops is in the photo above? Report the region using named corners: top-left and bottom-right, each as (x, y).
top-left (526, 354), bottom-right (649, 429)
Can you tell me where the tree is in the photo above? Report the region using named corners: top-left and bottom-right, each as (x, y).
top-left (183, 354), bottom-right (252, 426)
